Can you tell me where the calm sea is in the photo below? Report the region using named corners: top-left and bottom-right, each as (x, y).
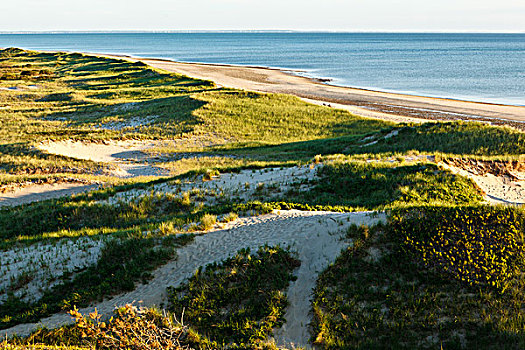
top-left (0, 32), bottom-right (523, 105)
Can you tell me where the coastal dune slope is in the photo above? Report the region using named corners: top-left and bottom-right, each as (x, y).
top-left (132, 57), bottom-right (525, 126)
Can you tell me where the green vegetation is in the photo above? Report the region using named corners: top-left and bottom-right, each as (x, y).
top-left (391, 206), bottom-right (525, 291)
top-left (349, 123), bottom-right (525, 157)
top-left (168, 245), bottom-right (300, 347)
top-left (3, 48), bottom-right (525, 349)
top-left (285, 160), bottom-right (483, 209)
top-left (193, 91), bottom-right (388, 144)
top-left (217, 121), bottom-right (525, 163)
top-left (312, 206), bottom-right (525, 349)
top-left (1, 235), bottom-right (192, 329)
top-left (0, 191), bottom-right (198, 241)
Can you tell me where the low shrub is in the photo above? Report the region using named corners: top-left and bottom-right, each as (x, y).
top-left (168, 245), bottom-right (300, 347)
top-left (390, 205), bottom-right (525, 291)
top-left (69, 304), bottom-right (191, 350)
top-left (199, 214), bottom-right (216, 230)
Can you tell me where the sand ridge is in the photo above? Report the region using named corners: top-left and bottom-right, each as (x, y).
top-left (1, 210), bottom-right (386, 349)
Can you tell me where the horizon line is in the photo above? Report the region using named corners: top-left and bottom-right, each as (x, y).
top-left (1, 30), bottom-right (524, 34)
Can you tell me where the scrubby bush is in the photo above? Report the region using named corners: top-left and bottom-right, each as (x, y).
top-left (199, 214), bottom-right (216, 230)
top-left (168, 245), bottom-right (300, 346)
top-left (390, 205), bottom-right (525, 291)
top-left (69, 304), bottom-right (191, 350)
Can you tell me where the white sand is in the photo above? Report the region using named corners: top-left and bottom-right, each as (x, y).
top-left (0, 210), bottom-right (385, 349)
top-left (442, 163), bottom-right (525, 205)
top-left (37, 140), bottom-right (169, 178)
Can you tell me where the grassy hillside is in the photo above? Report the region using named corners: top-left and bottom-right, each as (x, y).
top-left (3, 47), bottom-right (525, 184)
top-left (0, 48), bottom-right (389, 185)
top-left (312, 206), bottom-right (525, 349)
top-left (2, 48), bottom-right (525, 349)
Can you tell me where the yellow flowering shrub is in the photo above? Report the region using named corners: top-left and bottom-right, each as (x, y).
top-left (390, 206), bottom-right (525, 291)
top-left (69, 305), bottom-right (191, 350)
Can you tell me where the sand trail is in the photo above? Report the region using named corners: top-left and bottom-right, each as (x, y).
top-left (0, 210), bottom-right (385, 349)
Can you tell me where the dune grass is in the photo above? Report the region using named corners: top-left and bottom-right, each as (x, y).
top-left (168, 245), bottom-right (300, 348)
top-left (0, 235), bottom-right (192, 330)
top-left (312, 206), bottom-right (525, 349)
top-left (191, 91), bottom-right (389, 144)
top-left (284, 160), bottom-right (484, 209)
top-left (349, 122), bottom-right (525, 156)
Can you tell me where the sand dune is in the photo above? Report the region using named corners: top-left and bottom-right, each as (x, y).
top-left (37, 140), bottom-right (169, 178)
top-left (1, 210), bottom-right (385, 349)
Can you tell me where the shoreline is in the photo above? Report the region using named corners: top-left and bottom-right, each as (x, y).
top-left (91, 51), bottom-right (524, 107)
top-left (4, 47), bottom-right (525, 128)
top-left (95, 52), bottom-right (525, 128)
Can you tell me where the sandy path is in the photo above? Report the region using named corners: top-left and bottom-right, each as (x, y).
top-left (0, 183), bottom-right (98, 207)
top-left (1, 210), bottom-right (385, 349)
top-left (37, 140), bottom-right (169, 178)
top-left (96, 55), bottom-right (525, 127)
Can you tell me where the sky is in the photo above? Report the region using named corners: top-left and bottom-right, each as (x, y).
top-left (1, 0), bottom-right (524, 32)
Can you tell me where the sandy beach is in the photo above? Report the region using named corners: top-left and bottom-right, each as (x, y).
top-left (100, 54), bottom-right (525, 128)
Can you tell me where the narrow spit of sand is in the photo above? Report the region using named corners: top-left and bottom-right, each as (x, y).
top-left (96, 53), bottom-right (525, 127)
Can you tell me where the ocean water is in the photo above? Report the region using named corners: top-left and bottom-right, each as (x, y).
top-left (0, 32), bottom-right (523, 105)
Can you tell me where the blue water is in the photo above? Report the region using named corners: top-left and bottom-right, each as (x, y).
top-left (0, 32), bottom-right (523, 105)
